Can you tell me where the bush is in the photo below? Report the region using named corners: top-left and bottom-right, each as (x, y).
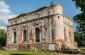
top-left (0, 29), bottom-right (7, 47)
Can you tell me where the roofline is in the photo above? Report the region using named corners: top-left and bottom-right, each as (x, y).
top-left (8, 4), bottom-right (63, 21)
top-left (63, 15), bottom-right (74, 22)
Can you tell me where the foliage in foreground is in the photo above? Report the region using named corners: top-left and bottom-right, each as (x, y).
top-left (72, 0), bottom-right (85, 47)
top-left (0, 29), bottom-right (7, 47)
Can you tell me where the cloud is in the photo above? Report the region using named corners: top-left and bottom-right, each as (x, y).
top-left (0, 26), bottom-right (6, 30)
top-left (0, 1), bottom-right (17, 29)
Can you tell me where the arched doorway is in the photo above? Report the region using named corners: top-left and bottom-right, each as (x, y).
top-left (35, 27), bottom-right (40, 42)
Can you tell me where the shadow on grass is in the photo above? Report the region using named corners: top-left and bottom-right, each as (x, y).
top-left (11, 54), bottom-right (31, 55)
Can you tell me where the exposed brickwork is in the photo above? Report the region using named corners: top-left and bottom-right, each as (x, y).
top-left (7, 4), bottom-right (78, 51)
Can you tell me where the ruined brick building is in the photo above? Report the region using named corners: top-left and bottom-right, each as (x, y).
top-left (6, 4), bottom-right (78, 51)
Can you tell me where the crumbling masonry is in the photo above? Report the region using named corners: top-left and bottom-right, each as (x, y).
top-left (6, 4), bottom-right (78, 51)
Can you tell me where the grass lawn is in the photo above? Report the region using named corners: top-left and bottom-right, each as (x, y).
top-left (80, 47), bottom-right (85, 52)
top-left (0, 50), bottom-right (84, 55)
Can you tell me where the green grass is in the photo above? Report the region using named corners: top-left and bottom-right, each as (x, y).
top-left (0, 50), bottom-right (84, 55)
top-left (80, 47), bottom-right (85, 51)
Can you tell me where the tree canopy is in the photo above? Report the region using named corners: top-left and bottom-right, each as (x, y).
top-left (72, 0), bottom-right (85, 47)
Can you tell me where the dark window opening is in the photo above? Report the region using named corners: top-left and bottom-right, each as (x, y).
top-left (35, 28), bottom-right (40, 42)
top-left (14, 32), bottom-right (16, 43)
top-left (23, 30), bottom-right (27, 41)
top-left (58, 16), bottom-right (60, 19)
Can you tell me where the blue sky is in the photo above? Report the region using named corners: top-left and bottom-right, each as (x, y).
top-left (0, 0), bottom-right (80, 31)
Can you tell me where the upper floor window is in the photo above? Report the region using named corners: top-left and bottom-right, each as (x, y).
top-left (58, 16), bottom-right (60, 19)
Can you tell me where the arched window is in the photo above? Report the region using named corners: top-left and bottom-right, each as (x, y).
top-left (23, 30), bottom-right (27, 41)
top-left (35, 27), bottom-right (40, 42)
top-left (13, 32), bottom-right (16, 43)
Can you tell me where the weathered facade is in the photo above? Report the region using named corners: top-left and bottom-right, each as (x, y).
top-left (6, 4), bottom-right (78, 51)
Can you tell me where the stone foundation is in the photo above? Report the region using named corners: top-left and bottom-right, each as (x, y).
top-left (6, 43), bottom-right (18, 50)
top-left (6, 43), bottom-right (58, 51)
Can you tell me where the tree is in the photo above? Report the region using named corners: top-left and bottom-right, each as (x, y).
top-left (0, 29), bottom-right (7, 47)
top-left (72, 0), bottom-right (85, 47)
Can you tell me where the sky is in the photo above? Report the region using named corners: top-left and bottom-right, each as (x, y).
top-left (0, 0), bottom-right (80, 31)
